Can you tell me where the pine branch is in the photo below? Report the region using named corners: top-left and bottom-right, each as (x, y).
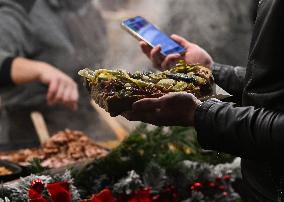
top-left (74, 124), bottom-right (235, 198)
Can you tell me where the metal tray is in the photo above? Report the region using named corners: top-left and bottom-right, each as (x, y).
top-left (0, 160), bottom-right (23, 182)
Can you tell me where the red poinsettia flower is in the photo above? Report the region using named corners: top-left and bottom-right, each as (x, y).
top-left (81, 188), bottom-right (115, 202)
top-left (28, 189), bottom-right (48, 202)
top-left (47, 182), bottom-right (71, 202)
top-left (130, 188), bottom-right (152, 202)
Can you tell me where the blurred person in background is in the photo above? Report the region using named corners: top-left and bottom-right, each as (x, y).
top-left (0, 57), bottom-right (78, 110)
top-left (126, 0), bottom-right (284, 201)
top-left (0, 0), bottom-right (109, 150)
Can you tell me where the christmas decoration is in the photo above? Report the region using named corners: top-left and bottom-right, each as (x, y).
top-left (0, 184), bottom-right (18, 202)
top-left (81, 188), bottom-right (115, 202)
top-left (0, 160), bottom-right (241, 202)
top-left (30, 179), bottom-right (44, 193)
top-left (0, 198), bottom-right (10, 202)
top-left (0, 125), bottom-right (242, 201)
top-left (47, 182), bottom-right (71, 202)
top-left (0, 171), bottom-right (81, 202)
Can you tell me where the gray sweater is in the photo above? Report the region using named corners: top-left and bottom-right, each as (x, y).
top-left (0, 0), bottom-right (110, 150)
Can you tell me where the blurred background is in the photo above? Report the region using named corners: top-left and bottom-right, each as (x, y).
top-left (0, 0), bottom-right (258, 149)
top-left (96, 0), bottom-right (256, 71)
top-left (0, 0), bottom-right (260, 196)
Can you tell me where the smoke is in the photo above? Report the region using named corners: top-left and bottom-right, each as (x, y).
top-left (161, 0), bottom-right (254, 66)
top-left (93, 0), bottom-right (168, 71)
top-left (95, 0), bottom-right (254, 71)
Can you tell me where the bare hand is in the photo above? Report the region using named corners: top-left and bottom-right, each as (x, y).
top-left (123, 92), bottom-right (202, 126)
top-left (140, 34), bottom-right (213, 70)
top-left (38, 63), bottom-right (79, 111)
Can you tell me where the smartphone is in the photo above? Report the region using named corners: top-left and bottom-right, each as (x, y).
top-left (121, 16), bottom-right (185, 56)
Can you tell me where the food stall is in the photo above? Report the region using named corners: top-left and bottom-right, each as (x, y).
top-left (0, 62), bottom-right (243, 202)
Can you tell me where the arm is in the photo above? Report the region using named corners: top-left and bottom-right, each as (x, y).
top-left (212, 63), bottom-right (246, 98)
top-left (195, 99), bottom-right (284, 159)
top-left (0, 4), bottom-right (78, 110)
top-left (0, 57), bottom-right (56, 85)
top-left (0, 57), bottom-right (79, 111)
top-left (124, 93), bottom-right (284, 159)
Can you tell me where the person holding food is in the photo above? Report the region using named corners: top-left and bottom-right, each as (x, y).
top-left (0, 0), bottom-right (109, 150)
top-left (124, 0), bottom-right (284, 201)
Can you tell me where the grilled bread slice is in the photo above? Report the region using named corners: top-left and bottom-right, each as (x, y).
top-left (79, 61), bottom-right (213, 116)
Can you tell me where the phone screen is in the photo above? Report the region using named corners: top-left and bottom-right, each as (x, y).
top-left (122, 16), bottom-right (185, 56)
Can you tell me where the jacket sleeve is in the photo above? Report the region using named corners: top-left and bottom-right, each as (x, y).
top-left (0, 1), bottom-right (30, 87)
top-left (194, 99), bottom-right (284, 159)
top-left (212, 63), bottom-right (246, 98)
top-left (0, 57), bottom-right (15, 87)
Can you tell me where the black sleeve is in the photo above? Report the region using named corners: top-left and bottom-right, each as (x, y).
top-left (0, 57), bottom-right (15, 87)
top-left (194, 99), bottom-right (284, 160)
top-left (212, 63), bottom-right (246, 98)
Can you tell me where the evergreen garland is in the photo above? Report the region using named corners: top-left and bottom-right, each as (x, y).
top-left (73, 124), bottom-right (236, 199)
top-left (0, 171), bottom-right (80, 202)
top-left (0, 124), bottom-right (241, 201)
top-left (0, 184), bottom-right (18, 202)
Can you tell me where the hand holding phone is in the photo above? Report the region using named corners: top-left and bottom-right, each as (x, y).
top-left (139, 40), bottom-right (183, 70)
top-left (121, 16), bottom-right (185, 57)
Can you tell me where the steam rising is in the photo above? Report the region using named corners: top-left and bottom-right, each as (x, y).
top-left (95, 0), bottom-right (254, 71)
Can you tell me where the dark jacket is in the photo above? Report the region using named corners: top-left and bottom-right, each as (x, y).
top-left (195, 0), bottom-right (284, 201)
